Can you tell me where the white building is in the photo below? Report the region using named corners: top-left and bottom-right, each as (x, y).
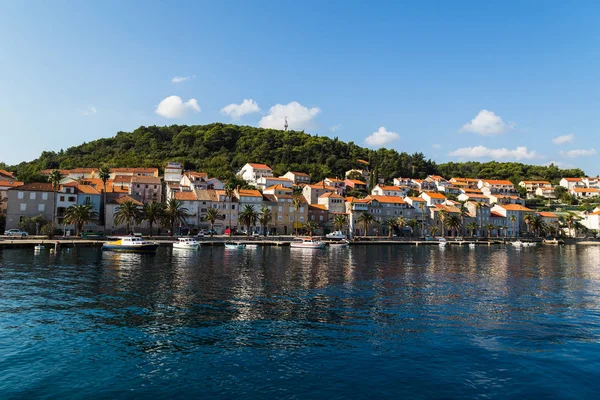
top-left (282, 171), bottom-right (311, 185)
top-left (371, 184), bottom-right (407, 197)
top-left (560, 177), bottom-right (584, 190)
top-left (420, 191), bottom-right (446, 207)
top-left (164, 162), bottom-right (183, 183)
top-left (256, 176), bottom-right (294, 190)
top-left (570, 187), bottom-right (600, 199)
top-left (237, 163), bottom-right (273, 186)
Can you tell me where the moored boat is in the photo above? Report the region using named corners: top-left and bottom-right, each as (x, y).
top-left (512, 240), bottom-right (523, 247)
top-left (290, 237), bottom-right (326, 249)
top-left (225, 242), bottom-right (245, 250)
top-left (326, 231), bottom-right (347, 240)
top-left (328, 239), bottom-right (349, 248)
top-left (542, 238), bottom-right (564, 245)
top-left (102, 237), bottom-right (159, 253)
top-left (438, 238), bottom-right (447, 248)
top-left (173, 238), bottom-right (200, 250)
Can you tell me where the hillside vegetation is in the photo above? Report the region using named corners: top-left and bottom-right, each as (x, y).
top-left (2, 123), bottom-right (585, 184)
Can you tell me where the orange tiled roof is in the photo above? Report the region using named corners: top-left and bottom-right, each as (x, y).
top-left (347, 179), bottom-right (366, 184)
top-left (0, 181), bottom-right (24, 188)
top-left (113, 195), bottom-right (142, 205)
top-left (247, 163), bottom-right (271, 170)
top-left (408, 196), bottom-right (426, 202)
top-left (376, 185), bottom-right (403, 191)
top-left (11, 182), bottom-right (53, 191)
top-left (367, 195), bottom-right (406, 204)
top-left (76, 185), bottom-right (100, 195)
top-left (309, 204), bottom-right (328, 211)
top-left (110, 167), bottom-right (158, 174)
top-left (562, 177), bottom-right (582, 182)
top-left (497, 204), bottom-right (534, 211)
top-left (174, 191), bottom-right (197, 201)
top-left (572, 187), bottom-right (600, 193)
top-left (482, 179), bottom-right (514, 185)
top-left (319, 192), bottom-right (343, 199)
top-left (237, 189), bottom-right (262, 197)
top-left (521, 180), bottom-right (551, 185)
top-left (288, 171), bottom-right (309, 177)
top-left (422, 191), bottom-right (446, 199)
top-left (539, 211), bottom-right (558, 218)
top-left (490, 211), bottom-right (506, 218)
top-left (0, 169), bottom-right (17, 179)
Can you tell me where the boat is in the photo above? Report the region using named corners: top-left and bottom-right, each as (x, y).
top-left (290, 237), bottom-right (326, 249)
top-left (512, 240), bottom-right (523, 248)
top-left (326, 231), bottom-right (347, 240)
top-left (245, 244), bottom-right (258, 249)
top-left (102, 236), bottom-right (159, 253)
top-left (468, 243), bottom-right (476, 249)
top-left (438, 238), bottom-right (447, 248)
top-left (543, 238), bottom-right (564, 245)
top-left (224, 242), bottom-right (245, 250)
top-left (173, 238), bottom-right (200, 250)
top-left (329, 240), bottom-right (349, 248)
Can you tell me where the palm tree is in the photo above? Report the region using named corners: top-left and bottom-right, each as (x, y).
top-left (438, 210), bottom-right (448, 238)
top-left (407, 219), bottom-right (419, 237)
top-left (239, 205), bottom-right (259, 236)
top-left (224, 184), bottom-right (235, 236)
top-left (484, 223), bottom-right (495, 238)
top-left (98, 166), bottom-right (111, 232)
top-left (333, 214), bottom-right (349, 234)
top-left (510, 215), bottom-right (517, 237)
top-left (523, 214), bottom-right (533, 236)
top-left (114, 200), bottom-right (142, 233)
top-left (292, 196), bottom-right (302, 235)
top-left (142, 202), bottom-right (165, 236)
top-left (259, 205), bottom-right (272, 236)
top-left (446, 215), bottom-right (462, 238)
top-left (356, 212), bottom-right (375, 237)
top-left (466, 222), bottom-right (478, 238)
top-left (429, 226), bottom-right (438, 238)
top-left (383, 217), bottom-right (399, 238)
top-left (458, 201), bottom-right (469, 236)
top-left (397, 216), bottom-right (407, 235)
top-left (529, 215), bottom-right (545, 237)
top-left (164, 198), bottom-right (189, 236)
top-left (63, 204), bottom-right (98, 236)
top-left (304, 221), bottom-right (319, 236)
top-left (204, 207), bottom-right (223, 237)
top-left (419, 202), bottom-right (426, 237)
top-left (48, 169), bottom-right (63, 234)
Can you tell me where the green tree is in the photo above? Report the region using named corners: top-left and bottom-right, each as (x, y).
top-left (224, 184), bottom-right (235, 235)
top-left (142, 202), bottom-right (165, 237)
top-left (466, 222), bottom-right (478, 237)
top-left (239, 205), bottom-right (259, 237)
top-left (383, 217), bottom-right (399, 238)
top-left (484, 223), bottom-right (495, 238)
top-left (164, 198), bottom-right (189, 236)
top-left (114, 200), bottom-right (142, 233)
top-left (333, 214), bottom-right (349, 233)
top-left (98, 166), bottom-right (111, 232)
top-left (438, 210), bottom-right (448, 238)
top-left (510, 215), bottom-right (517, 237)
top-left (304, 221), bottom-right (319, 236)
top-left (48, 169), bottom-right (63, 235)
top-left (259, 206), bottom-right (272, 236)
top-left (407, 218), bottom-right (419, 237)
top-left (63, 204), bottom-right (98, 236)
top-left (446, 215), bottom-right (462, 238)
top-left (292, 196), bottom-right (302, 235)
top-left (204, 207), bottom-right (223, 236)
top-left (356, 212), bottom-right (375, 237)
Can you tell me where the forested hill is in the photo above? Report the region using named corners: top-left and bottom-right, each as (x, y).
top-left (4, 123), bottom-right (585, 184)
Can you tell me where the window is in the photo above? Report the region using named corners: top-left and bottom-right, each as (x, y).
top-left (289, 207), bottom-right (294, 213)
top-left (30, 192), bottom-right (36, 200)
top-left (84, 196), bottom-right (91, 205)
top-left (42, 193), bottom-right (48, 200)
top-left (38, 204), bottom-right (45, 212)
top-left (20, 203), bottom-right (26, 211)
top-left (278, 215), bottom-right (282, 221)
top-left (60, 196), bottom-right (65, 202)
top-left (289, 216), bottom-right (293, 222)
top-left (300, 216), bottom-right (304, 222)
top-left (278, 206), bottom-right (283, 212)
top-left (319, 215), bottom-right (323, 221)
top-left (18, 192), bottom-right (24, 199)
top-left (137, 185), bottom-right (140, 188)
top-left (145, 185), bottom-right (148, 189)
top-left (232, 205), bottom-right (236, 210)
top-left (68, 196), bottom-right (76, 202)
top-left (300, 207), bottom-right (304, 212)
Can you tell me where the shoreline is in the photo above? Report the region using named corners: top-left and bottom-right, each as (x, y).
top-left (1, 237), bottom-right (595, 248)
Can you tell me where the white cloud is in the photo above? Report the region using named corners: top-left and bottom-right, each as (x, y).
top-left (259, 101), bottom-right (320, 130)
top-left (560, 148), bottom-right (596, 158)
top-left (365, 127), bottom-right (400, 147)
top-left (552, 134), bottom-right (575, 145)
top-left (330, 124), bottom-right (342, 132)
top-left (172, 75), bottom-right (193, 83)
top-left (432, 143), bottom-right (441, 149)
top-left (449, 145), bottom-right (537, 160)
top-left (220, 99), bottom-right (261, 119)
top-left (82, 106), bottom-right (97, 116)
top-left (460, 110), bottom-right (512, 135)
top-left (155, 95), bottom-right (200, 118)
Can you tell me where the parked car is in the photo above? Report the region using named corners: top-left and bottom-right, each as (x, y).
top-left (204, 229), bottom-right (218, 236)
top-left (4, 229), bottom-right (28, 237)
top-left (196, 231), bottom-right (205, 238)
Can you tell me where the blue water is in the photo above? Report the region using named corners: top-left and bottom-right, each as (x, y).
top-left (1, 245), bottom-right (600, 399)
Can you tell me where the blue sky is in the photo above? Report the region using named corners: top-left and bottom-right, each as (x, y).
top-left (1, 1), bottom-right (599, 174)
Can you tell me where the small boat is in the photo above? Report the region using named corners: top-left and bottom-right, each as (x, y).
top-left (225, 242), bottom-right (245, 250)
top-left (326, 231), bottom-right (347, 240)
top-left (173, 238), bottom-right (200, 250)
top-left (290, 237), bottom-right (326, 249)
top-left (469, 243), bottom-right (476, 249)
top-left (102, 236), bottom-right (159, 253)
top-left (438, 238), bottom-right (447, 248)
top-left (543, 238), bottom-right (564, 245)
top-left (329, 240), bottom-right (349, 248)
top-left (245, 244), bottom-right (258, 249)
top-left (34, 244), bottom-right (45, 250)
top-left (512, 240), bottom-right (523, 247)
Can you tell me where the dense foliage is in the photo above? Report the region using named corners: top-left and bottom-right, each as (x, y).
top-left (3, 123), bottom-right (585, 184)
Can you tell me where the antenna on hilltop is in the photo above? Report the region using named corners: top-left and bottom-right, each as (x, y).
top-left (284, 116), bottom-right (288, 131)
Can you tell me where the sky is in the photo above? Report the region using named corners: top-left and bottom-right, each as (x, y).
top-left (1, 1), bottom-right (599, 174)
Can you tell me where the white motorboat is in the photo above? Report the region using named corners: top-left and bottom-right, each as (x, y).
top-left (469, 243), bottom-right (476, 249)
top-left (245, 244), bottom-right (258, 249)
top-left (329, 240), bottom-right (349, 248)
top-left (173, 238), bottom-right (200, 250)
top-left (290, 237), bottom-right (326, 249)
top-left (438, 238), bottom-right (447, 248)
top-left (102, 236), bottom-right (159, 253)
top-left (326, 231), bottom-right (347, 240)
top-left (225, 242), bottom-right (245, 250)
top-left (512, 240), bottom-right (523, 247)
top-left (34, 244), bottom-right (45, 250)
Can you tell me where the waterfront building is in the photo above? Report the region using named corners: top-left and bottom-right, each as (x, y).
top-left (5, 183), bottom-right (54, 230)
top-left (0, 180), bottom-right (24, 215)
top-left (195, 189), bottom-right (238, 234)
top-left (429, 203), bottom-right (461, 237)
top-left (539, 211), bottom-right (559, 228)
top-left (173, 191), bottom-right (200, 230)
top-left (130, 176), bottom-right (162, 203)
top-left (302, 182), bottom-right (341, 204)
top-left (345, 197), bottom-right (370, 237)
top-left (105, 195), bottom-right (150, 234)
top-left (263, 192), bottom-right (308, 235)
top-left (582, 209), bottom-right (600, 231)
top-left (490, 204), bottom-right (536, 237)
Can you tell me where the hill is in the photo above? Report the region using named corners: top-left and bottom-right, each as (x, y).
top-left (2, 123), bottom-right (585, 184)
